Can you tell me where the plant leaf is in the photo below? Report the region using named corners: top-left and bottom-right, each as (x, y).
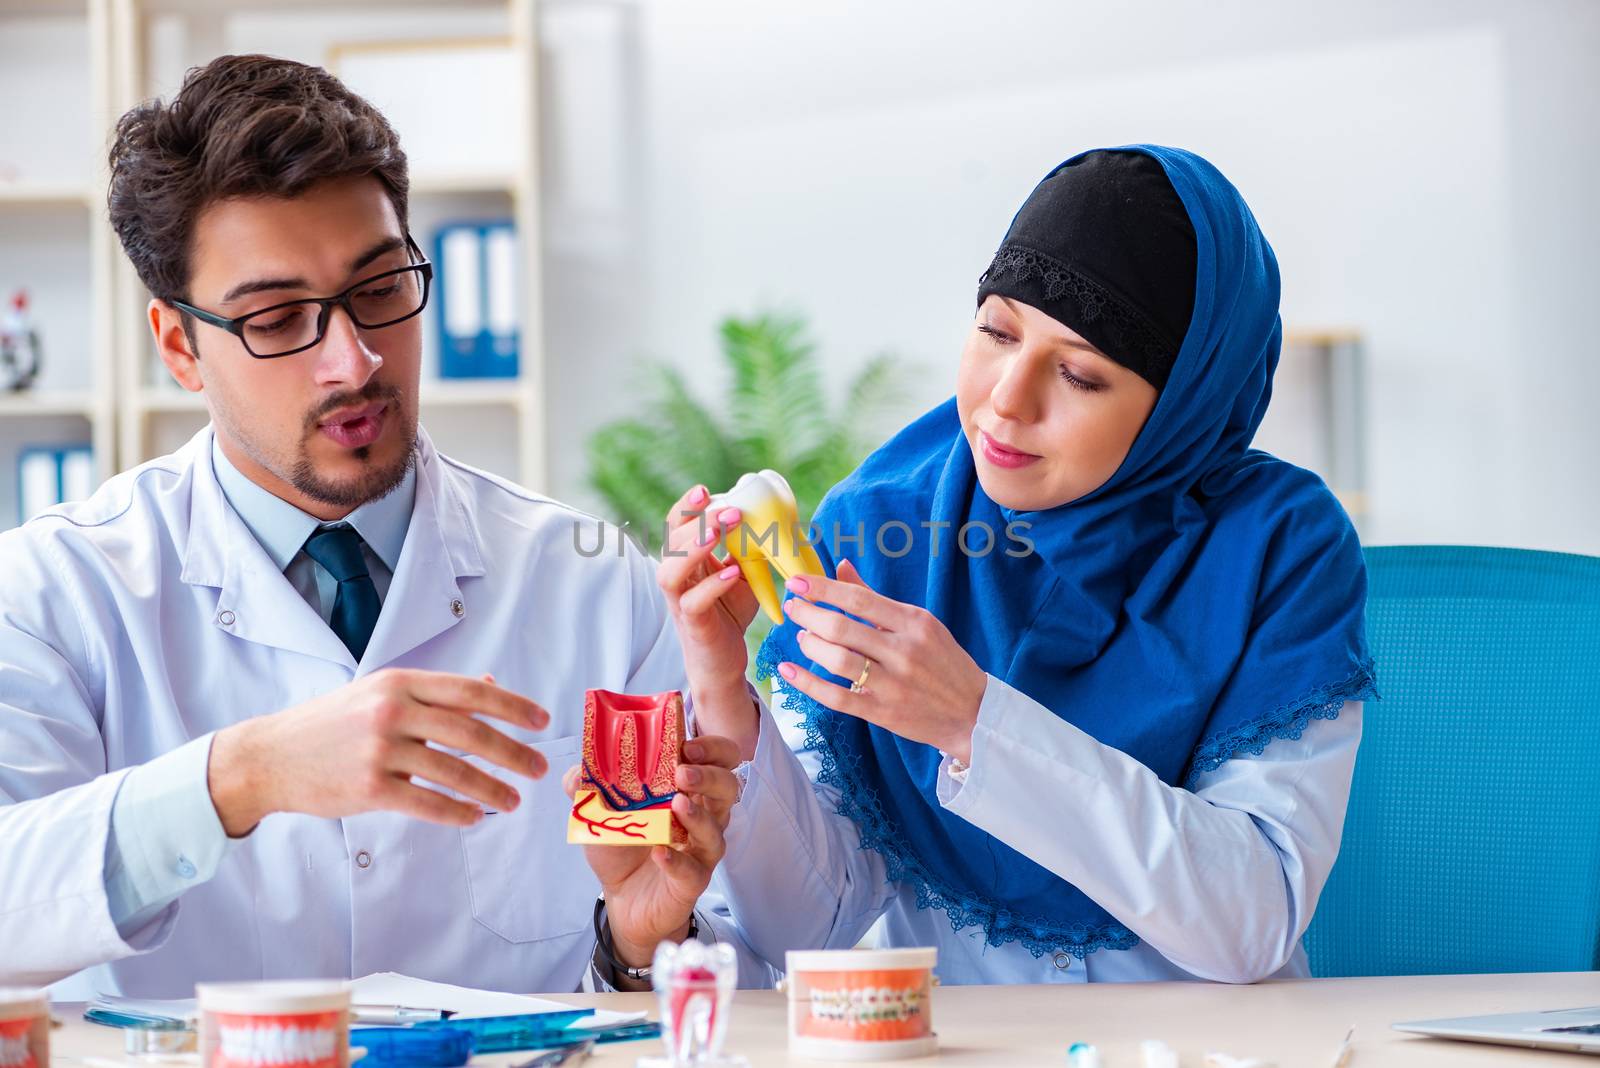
top-left (585, 310), bottom-right (918, 681)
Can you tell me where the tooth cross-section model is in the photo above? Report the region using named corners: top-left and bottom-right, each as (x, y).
top-left (707, 469), bottom-right (826, 624)
top-left (567, 688), bottom-right (687, 847)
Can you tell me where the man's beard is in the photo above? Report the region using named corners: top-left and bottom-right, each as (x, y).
top-left (288, 433), bottom-right (416, 508)
top-left (288, 385), bottom-right (418, 509)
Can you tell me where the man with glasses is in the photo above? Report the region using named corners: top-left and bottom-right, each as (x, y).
top-left (0, 54), bottom-right (764, 995)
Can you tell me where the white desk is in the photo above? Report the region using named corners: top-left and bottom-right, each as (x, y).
top-left (51, 971), bottom-right (1600, 1066)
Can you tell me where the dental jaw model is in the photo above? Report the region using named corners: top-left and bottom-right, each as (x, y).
top-left (636, 940), bottom-right (746, 1068)
top-left (196, 981), bottom-right (350, 1068)
top-left (568, 689), bottom-right (686, 847)
top-left (707, 470), bottom-right (826, 624)
top-left (0, 990), bottom-right (48, 1068)
top-left (782, 948), bottom-right (939, 1060)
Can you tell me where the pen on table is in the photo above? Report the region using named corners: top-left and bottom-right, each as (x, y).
top-left (1330, 1025), bottom-right (1354, 1068)
top-left (351, 1004), bottom-right (451, 1025)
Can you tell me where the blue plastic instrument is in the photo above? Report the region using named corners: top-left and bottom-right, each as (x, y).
top-left (350, 1027), bottom-right (474, 1068)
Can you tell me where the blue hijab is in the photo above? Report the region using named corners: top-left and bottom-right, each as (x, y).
top-left (756, 145), bottom-right (1377, 959)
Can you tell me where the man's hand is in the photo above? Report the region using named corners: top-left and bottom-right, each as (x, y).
top-left (567, 734), bottom-right (743, 986)
top-left (208, 668), bottom-right (551, 837)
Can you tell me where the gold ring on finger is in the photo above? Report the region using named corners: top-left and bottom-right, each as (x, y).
top-left (850, 657), bottom-right (874, 694)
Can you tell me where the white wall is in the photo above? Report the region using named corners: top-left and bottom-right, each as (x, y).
top-left (6, 2), bottom-right (1595, 551)
top-left (542, 0), bottom-right (1600, 554)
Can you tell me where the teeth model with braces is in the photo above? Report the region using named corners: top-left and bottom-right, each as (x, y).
top-left (806, 985), bottom-right (927, 1025)
top-left (783, 948), bottom-right (939, 1057)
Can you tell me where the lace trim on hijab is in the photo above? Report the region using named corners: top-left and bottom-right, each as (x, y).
top-left (757, 634), bottom-right (1378, 959)
top-left (756, 635), bottom-right (1141, 960)
top-left (1184, 661), bottom-right (1379, 788)
top-left (979, 244), bottom-right (1175, 385)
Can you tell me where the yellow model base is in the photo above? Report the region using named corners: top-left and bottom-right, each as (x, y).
top-left (567, 789), bottom-right (680, 847)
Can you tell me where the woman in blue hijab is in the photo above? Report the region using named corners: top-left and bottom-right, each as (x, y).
top-left (658, 146), bottom-right (1376, 983)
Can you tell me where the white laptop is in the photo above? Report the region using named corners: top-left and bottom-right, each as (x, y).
top-left (1395, 1007), bottom-right (1600, 1054)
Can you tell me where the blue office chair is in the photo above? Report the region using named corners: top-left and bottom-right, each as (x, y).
top-left (1304, 545), bottom-right (1600, 977)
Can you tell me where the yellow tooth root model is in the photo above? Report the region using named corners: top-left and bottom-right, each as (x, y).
top-left (707, 469), bottom-right (826, 623)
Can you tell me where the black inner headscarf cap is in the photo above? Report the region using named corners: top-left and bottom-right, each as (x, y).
top-left (975, 150), bottom-right (1198, 392)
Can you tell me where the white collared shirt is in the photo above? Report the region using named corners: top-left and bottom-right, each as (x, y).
top-left (99, 443), bottom-right (419, 939)
top-left (0, 425), bottom-right (772, 994)
top-left (209, 437), bottom-right (414, 619)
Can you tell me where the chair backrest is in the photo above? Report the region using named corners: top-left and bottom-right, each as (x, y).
top-left (1304, 545), bottom-right (1600, 977)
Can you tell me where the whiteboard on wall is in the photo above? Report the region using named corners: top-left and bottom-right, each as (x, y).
top-left (329, 38), bottom-right (521, 184)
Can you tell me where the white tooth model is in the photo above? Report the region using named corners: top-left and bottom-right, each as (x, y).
top-left (706, 470), bottom-right (826, 624)
top-left (637, 940), bottom-right (747, 1068)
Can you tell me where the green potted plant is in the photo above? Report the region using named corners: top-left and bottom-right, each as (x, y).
top-left (587, 312), bottom-right (913, 657)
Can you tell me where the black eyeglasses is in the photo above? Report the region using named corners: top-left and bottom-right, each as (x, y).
top-left (171, 235), bottom-right (434, 359)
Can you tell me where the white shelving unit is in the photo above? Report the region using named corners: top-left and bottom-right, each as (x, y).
top-left (1263, 327), bottom-right (1369, 528)
top-left (0, 183), bottom-right (97, 207)
top-left (0, 390), bottom-right (101, 417)
top-left (0, 0), bottom-right (117, 530)
top-left (1, 0), bottom-right (548, 529)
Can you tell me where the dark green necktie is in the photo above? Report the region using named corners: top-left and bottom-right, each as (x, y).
top-left (302, 525), bottom-right (381, 661)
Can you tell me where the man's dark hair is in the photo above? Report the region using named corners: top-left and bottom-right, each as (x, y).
top-left (107, 53), bottom-right (410, 306)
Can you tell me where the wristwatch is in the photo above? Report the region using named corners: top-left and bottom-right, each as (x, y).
top-left (592, 895), bottom-right (699, 983)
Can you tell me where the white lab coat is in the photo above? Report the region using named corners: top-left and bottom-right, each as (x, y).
top-left (0, 425), bottom-right (743, 994)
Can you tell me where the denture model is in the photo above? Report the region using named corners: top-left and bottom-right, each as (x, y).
top-left (707, 470), bottom-right (826, 624)
top-left (0, 991), bottom-right (46, 1068)
top-left (782, 948), bottom-right (939, 1060)
top-left (567, 688), bottom-right (687, 847)
top-left (196, 982), bottom-right (350, 1068)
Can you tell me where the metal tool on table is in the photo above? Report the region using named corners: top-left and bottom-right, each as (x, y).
top-left (510, 1039), bottom-right (595, 1067)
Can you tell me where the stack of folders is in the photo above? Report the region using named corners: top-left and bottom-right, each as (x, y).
top-left (17, 444), bottom-right (92, 524)
top-left (434, 221), bottom-right (519, 379)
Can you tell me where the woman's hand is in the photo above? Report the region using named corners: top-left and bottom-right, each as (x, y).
top-left (657, 485), bottom-right (762, 758)
top-left (775, 560), bottom-right (988, 763)
top-left (565, 735), bottom-right (744, 988)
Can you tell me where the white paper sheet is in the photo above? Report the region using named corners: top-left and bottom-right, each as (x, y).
top-left (88, 995), bottom-right (197, 1026)
top-left (348, 973), bottom-right (644, 1028)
